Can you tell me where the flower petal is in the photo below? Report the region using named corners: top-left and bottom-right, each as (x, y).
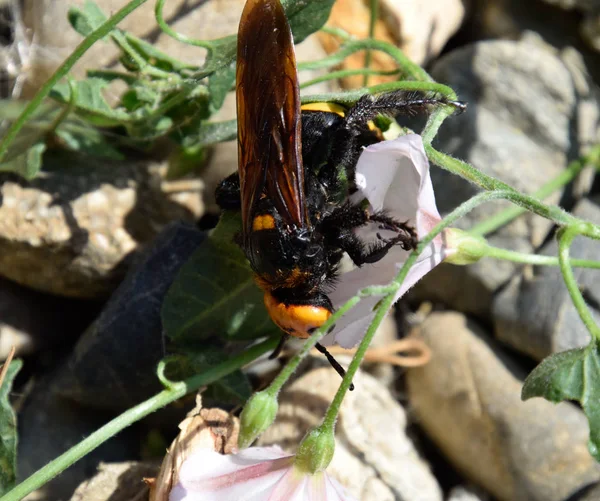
top-left (322, 135), bottom-right (451, 348)
top-left (170, 447), bottom-right (294, 501)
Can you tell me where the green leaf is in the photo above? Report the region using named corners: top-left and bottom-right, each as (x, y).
top-left (522, 343), bottom-right (600, 461)
top-left (51, 78), bottom-right (130, 126)
top-left (195, 0), bottom-right (335, 107)
top-left (283, 0), bottom-right (335, 43)
top-left (55, 128), bottom-right (124, 160)
top-left (68, 0), bottom-right (108, 37)
top-left (162, 212), bottom-right (279, 345)
top-left (0, 359), bottom-right (23, 495)
top-left (166, 349), bottom-right (252, 405)
top-left (208, 62), bottom-right (236, 114)
top-left (0, 142), bottom-right (47, 179)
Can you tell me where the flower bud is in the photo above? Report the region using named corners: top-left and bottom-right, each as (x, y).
top-left (444, 228), bottom-right (490, 265)
top-left (294, 426), bottom-right (335, 474)
top-left (238, 391), bottom-right (278, 449)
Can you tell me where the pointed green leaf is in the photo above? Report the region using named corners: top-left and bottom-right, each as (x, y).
top-left (68, 0), bottom-right (108, 37)
top-left (522, 343), bottom-right (600, 460)
top-left (162, 212), bottom-right (278, 345)
top-left (0, 359), bottom-right (22, 494)
top-left (0, 142), bottom-right (47, 179)
top-left (284, 0), bottom-right (335, 43)
top-left (196, 0), bottom-right (335, 105)
top-left (208, 62), bottom-right (236, 114)
top-left (51, 78), bottom-right (130, 126)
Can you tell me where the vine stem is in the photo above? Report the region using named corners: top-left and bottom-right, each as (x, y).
top-left (363, 0), bottom-right (379, 86)
top-left (0, 337), bottom-right (278, 501)
top-left (155, 0), bottom-right (214, 49)
top-left (471, 145), bottom-right (600, 236)
top-left (0, 0), bottom-right (150, 163)
top-left (424, 146), bottom-right (600, 240)
top-left (485, 246), bottom-right (600, 269)
top-left (557, 227), bottom-right (600, 341)
top-left (319, 189), bottom-right (513, 433)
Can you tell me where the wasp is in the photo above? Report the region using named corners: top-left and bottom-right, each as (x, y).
top-left (216, 0), bottom-right (465, 381)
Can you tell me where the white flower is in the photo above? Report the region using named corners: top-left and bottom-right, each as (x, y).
top-left (169, 446), bottom-right (357, 501)
top-left (322, 134), bottom-right (455, 348)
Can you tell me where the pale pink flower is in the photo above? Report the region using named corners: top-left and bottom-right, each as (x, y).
top-left (322, 134), bottom-right (456, 348)
top-left (169, 446), bottom-right (357, 501)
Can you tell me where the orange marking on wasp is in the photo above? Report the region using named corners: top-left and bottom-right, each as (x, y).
top-left (264, 292), bottom-right (331, 339)
top-left (252, 214), bottom-right (276, 231)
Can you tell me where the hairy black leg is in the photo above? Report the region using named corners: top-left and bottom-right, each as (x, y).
top-left (215, 172), bottom-right (241, 210)
top-left (269, 335), bottom-right (288, 360)
top-left (345, 90), bottom-right (466, 128)
top-left (315, 343), bottom-right (355, 391)
top-left (321, 203), bottom-right (417, 265)
top-left (369, 213), bottom-right (418, 250)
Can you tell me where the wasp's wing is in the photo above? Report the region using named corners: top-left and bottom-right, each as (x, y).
top-left (236, 0), bottom-right (307, 235)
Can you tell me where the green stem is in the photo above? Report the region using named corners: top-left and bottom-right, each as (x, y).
top-left (0, 337), bottom-right (278, 501)
top-left (485, 246), bottom-right (600, 269)
top-left (0, 0), bottom-right (150, 163)
top-left (425, 145), bottom-right (600, 240)
top-left (298, 39), bottom-right (431, 82)
top-left (264, 297), bottom-right (360, 397)
top-left (154, 0), bottom-right (214, 49)
top-left (46, 77), bottom-right (78, 135)
top-left (363, 0), bottom-right (379, 86)
top-left (471, 145), bottom-right (600, 236)
top-left (320, 189), bottom-right (514, 432)
top-left (110, 30), bottom-right (172, 78)
top-left (320, 25), bottom-right (354, 41)
top-left (557, 227), bottom-right (600, 341)
top-left (299, 68), bottom-right (400, 90)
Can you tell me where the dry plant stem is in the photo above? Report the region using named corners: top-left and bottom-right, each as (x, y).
top-left (311, 338), bottom-right (431, 367)
top-left (0, 346), bottom-right (16, 390)
top-left (0, 337), bottom-right (279, 501)
top-left (0, 0), bottom-right (151, 162)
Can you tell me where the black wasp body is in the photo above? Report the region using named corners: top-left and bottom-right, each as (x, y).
top-left (215, 0), bottom-right (464, 380)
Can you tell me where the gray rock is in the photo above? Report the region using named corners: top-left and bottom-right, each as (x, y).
top-left (447, 486), bottom-right (491, 501)
top-left (0, 153), bottom-right (203, 297)
top-left (69, 461), bottom-right (159, 501)
top-left (406, 311), bottom-right (600, 501)
top-left (540, 0), bottom-right (600, 12)
top-left (493, 198), bottom-right (600, 360)
top-left (259, 367), bottom-right (443, 501)
top-left (410, 38), bottom-right (599, 317)
top-left (18, 380), bottom-right (140, 501)
top-left (0, 276), bottom-right (98, 359)
top-left (52, 221), bottom-right (205, 410)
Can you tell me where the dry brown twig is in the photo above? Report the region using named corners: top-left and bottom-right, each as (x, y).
top-left (0, 345), bottom-right (17, 390)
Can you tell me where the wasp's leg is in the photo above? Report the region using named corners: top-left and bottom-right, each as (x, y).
top-left (215, 172), bottom-right (241, 210)
top-left (315, 343), bottom-right (354, 391)
top-left (269, 335), bottom-right (288, 360)
top-left (345, 89), bottom-right (466, 128)
top-left (321, 203), bottom-right (417, 266)
top-left (324, 91), bottom-right (467, 190)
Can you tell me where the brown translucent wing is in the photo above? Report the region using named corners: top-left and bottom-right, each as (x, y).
top-left (236, 0), bottom-right (307, 235)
